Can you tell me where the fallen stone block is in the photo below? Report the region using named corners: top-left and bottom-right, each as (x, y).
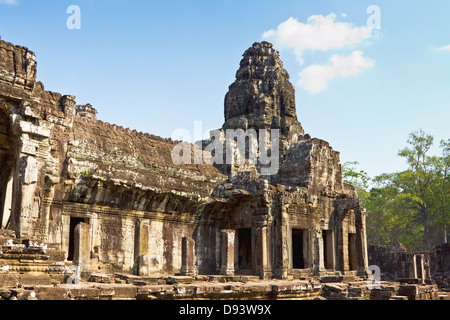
top-left (0, 287), bottom-right (12, 300)
top-left (320, 276), bottom-right (343, 283)
top-left (171, 276), bottom-right (193, 284)
top-left (390, 296), bottom-right (408, 300)
top-left (348, 287), bottom-right (362, 297)
top-left (88, 273), bottom-right (113, 284)
top-left (34, 286), bottom-right (70, 300)
top-left (397, 285), bottom-right (419, 297)
top-left (0, 230), bottom-right (16, 238)
top-left (165, 277), bottom-right (178, 285)
top-left (114, 273), bottom-right (141, 284)
top-left (68, 287), bottom-right (101, 300)
top-left (9, 288), bottom-right (36, 300)
top-left (110, 285), bottom-right (137, 299)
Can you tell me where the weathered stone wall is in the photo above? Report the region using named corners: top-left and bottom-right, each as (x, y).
top-left (368, 245), bottom-right (413, 280)
top-left (367, 243), bottom-right (450, 290)
top-left (0, 39), bottom-right (228, 275)
top-left (430, 243), bottom-right (450, 291)
top-left (431, 243), bottom-right (450, 273)
top-left (0, 41), bottom-right (36, 91)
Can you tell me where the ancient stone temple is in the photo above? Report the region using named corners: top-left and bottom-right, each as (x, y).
top-left (0, 39), bottom-right (368, 281)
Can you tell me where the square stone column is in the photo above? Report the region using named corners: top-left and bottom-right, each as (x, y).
top-left (74, 222), bottom-right (91, 278)
top-left (409, 254), bottom-right (417, 279)
top-left (134, 220), bottom-right (150, 276)
top-left (355, 208), bottom-right (369, 276)
top-left (414, 254), bottom-right (425, 283)
top-left (254, 225), bottom-right (271, 279)
top-left (181, 236), bottom-right (196, 276)
top-left (313, 229), bottom-right (323, 276)
top-left (273, 207), bottom-right (289, 279)
top-left (220, 229), bottom-right (235, 276)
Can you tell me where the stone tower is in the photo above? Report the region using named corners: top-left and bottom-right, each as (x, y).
top-left (223, 42), bottom-right (304, 143)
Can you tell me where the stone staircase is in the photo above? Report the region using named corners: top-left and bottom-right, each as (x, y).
top-left (0, 229), bottom-right (69, 287)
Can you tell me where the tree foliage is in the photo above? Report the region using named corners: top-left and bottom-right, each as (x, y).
top-left (342, 130), bottom-right (449, 251)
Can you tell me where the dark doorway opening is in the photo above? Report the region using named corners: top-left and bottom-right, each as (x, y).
top-left (68, 217), bottom-right (88, 261)
top-left (0, 159), bottom-right (13, 229)
top-left (0, 109), bottom-right (15, 230)
top-left (292, 229), bottom-right (305, 269)
top-left (348, 233), bottom-right (357, 271)
top-left (238, 228), bottom-right (252, 270)
top-left (323, 230), bottom-right (334, 269)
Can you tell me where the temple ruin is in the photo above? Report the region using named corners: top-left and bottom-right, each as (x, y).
top-left (0, 39), bottom-right (448, 300)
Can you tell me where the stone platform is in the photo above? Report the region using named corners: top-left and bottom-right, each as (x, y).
top-left (1, 271), bottom-right (450, 301)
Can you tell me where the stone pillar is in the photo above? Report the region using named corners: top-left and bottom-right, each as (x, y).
top-left (181, 236), bottom-right (196, 276)
top-left (313, 229), bottom-right (323, 276)
top-left (415, 254), bottom-right (425, 283)
top-left (409, 253), bottom-right (417, 279)
top-left (255, 225), bottom-right (271, 279)
top-left (362, 210), bottom-right (369, 272)
top-left (215, 229), bottom-right (221, 272)
top-left (273, 208), bottom-right (289, 279)
top-left (74, 222), bottom-right (91, 278)
top-left (220, 229), bottom-right (235, 276)
top-left (335, 210), bottom-right (346, 273)
top-left (355, 208), bottom-right (369, 276)
top-left (318, 230), bottom-right (325, 272)
top-left (10, 155), bottom-right (39, 237)
top-left (424, 258), bottom-right (431, 282)
top-left (134, 220), bottom-right (150, 276)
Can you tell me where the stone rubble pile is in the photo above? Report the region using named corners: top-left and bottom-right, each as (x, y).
top-left (432, 271), bottom-right (450, 292)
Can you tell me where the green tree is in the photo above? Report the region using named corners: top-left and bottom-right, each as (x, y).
top-left (367, 174), bottom-right (422, 250)
top-left (342, 131), bottom-right (449, 250)
top-left (342, 161), bottom-right (371, 201)
top-left (368, 130), bottom-right (447, 250)
top-left (394, 129), bottom-right (441, 250)
top-left (438, 139), bottom-right (450, 243)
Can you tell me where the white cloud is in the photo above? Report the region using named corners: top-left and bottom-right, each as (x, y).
top-left (437, 45), bottom-right (450, 52)
top-left (298, 50), bottom-right (374, 94)
top-left (0, 0), bottom-right (19, 4)
top-left (262, 14), bottom-right (372, 64)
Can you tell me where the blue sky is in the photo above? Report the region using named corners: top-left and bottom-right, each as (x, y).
top-left (0, 0), bottom-right (449, 178)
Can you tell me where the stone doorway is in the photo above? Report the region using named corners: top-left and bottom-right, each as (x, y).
top-left (348, 233), bottom-right (357, 271)
top-left (292, 229), bottom-right (306, 269)
top-left (68, 217), bottom-right (89, 261)
top-left (323, 230), bottom-right (334, 270)
top-left (237, 228), bottom-right (252, 271)
top-left (0, 107), bottom-right (16, 229)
